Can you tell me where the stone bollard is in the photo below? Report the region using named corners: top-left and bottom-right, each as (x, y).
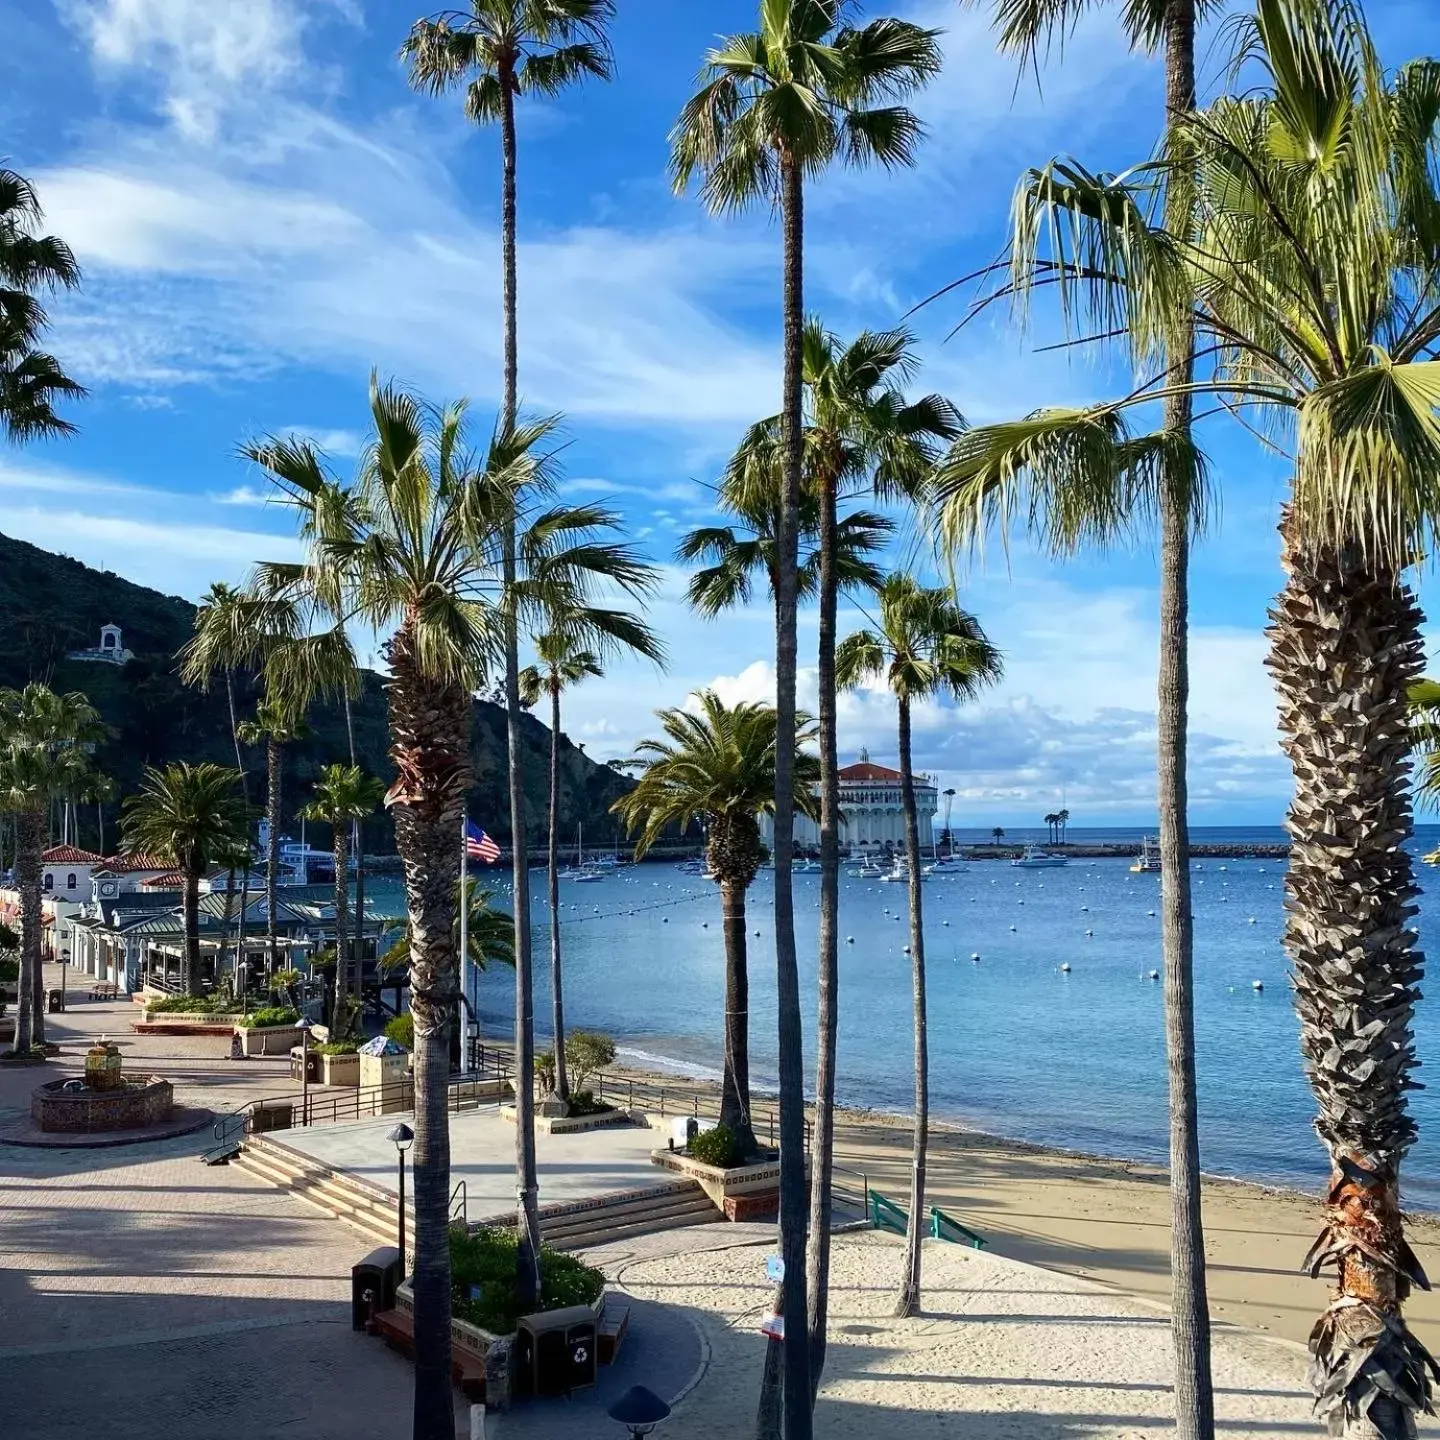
top-left (469, 1404), bottom-right (485, 1440)
top-left (483, 1336), bottom-right (511, 1413)
top-left (228, 1032), bottom-right (244, 1061)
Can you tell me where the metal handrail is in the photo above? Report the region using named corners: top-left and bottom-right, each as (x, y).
top-left (450, 1180), bottom-right (467, 1226)
top-left (868, 1188), bottom-right (907, 1234)
top-left (930, 1206), bottom-right (986, 1249)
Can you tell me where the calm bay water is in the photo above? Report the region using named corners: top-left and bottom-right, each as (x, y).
top-left (369, 826), bottom-right (1440, 1208)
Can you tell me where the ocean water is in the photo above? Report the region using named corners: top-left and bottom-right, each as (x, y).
top-left (368, 825), bottom-right (1440, 1209)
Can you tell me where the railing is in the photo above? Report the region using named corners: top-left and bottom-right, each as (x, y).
top-left (830, 1163), bottom-right (870, 1218)
top-left (450, 1180), bottom-right (467, 1226)
top-left (868, 1189), bottom-right (907, 1235)
top-left (930, 1206), bottom-right (985, 1249)
top-left (468, 1041), bottom-right (808, 1149)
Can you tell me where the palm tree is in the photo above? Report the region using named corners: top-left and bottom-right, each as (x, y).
top-left (180, 583), bottom-right (258, 786)
top-left (991, 826), bottom-right (1004, 845)
top-left (0, 685), bottom-right (103, 1051)
top-left (244, 376), bottom-right (651, 1440)
top-left (121, 765), bottom-right (247, 997)
top-left (1057, 808), bottom-right (1070, 845)
top-left (836, 576), bottom-right (1001, 1317)
top-left (520, 605), bottom-right (662, 1108)
top-left (382, 879), bottom-right (517, 980)
top-left (727, 320), bottom-right (960, 1385)
top-left (236, 699), bottom-right (309, 977)
top-left (614, 692), bottom-right (819, 1157)
top-left (1042, 811), bottom-right (1057, 845)
top-left (299, 764), bottom-right (386, 1034)
top-left (402, 8), bottom-right (616, 1339)
top-left (672, 18), bottom-right (940, 1421)
top-left (960, 0), bottom-right (1211, 1422)
top-left (0, 168), bottom-right (84, 443)
top-left (939, 6), bottom-right (1440, 1432)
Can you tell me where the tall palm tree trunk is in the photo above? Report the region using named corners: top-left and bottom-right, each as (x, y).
top-left (220, 866), bottom-right (237, 990)
top-left (719, 876), bottom-right (756, 1153)
top-left (894, 695), bottom-right (928, 1318)
top-left (182, 871), bottom-right (201, 997)
top-left (13, 807), bottom-right (41, 1052)
top-left (771, 149), bottom-right (813, 1440)
top-left (1157, 8), bottom-right (1213, 1435)
top-left (226, 670), bottom-right (246, 781)
top-left (549, 681), bottom-right (569, 1102)
top-left (1266, 520), bottom-right (1431, 1440)
top-left (498, 70), bottom-right (543, 1310)
top-left (352, 821), bottom-right (366, 1011)
top-left (387, 628), bottom-right (469, 1440)
top-left (332, 823), bottom-right (351, 1035)
top-left (807, 467), bottom-right (840, 1396)
top-left (265, 737), bottom-right (281, 976)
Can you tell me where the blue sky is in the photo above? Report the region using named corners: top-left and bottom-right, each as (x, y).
top-left (2, 0), bottom-right (1436, 827)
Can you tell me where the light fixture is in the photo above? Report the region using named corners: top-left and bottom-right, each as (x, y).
top-left (608, 1385), bottom-right (671, 1438)
top-left (388, 1122), bottom-right (415, 1153)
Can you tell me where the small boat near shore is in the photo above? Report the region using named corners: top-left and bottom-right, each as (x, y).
top-left (1130, 837), bottom-right (1162, 874)
top-left (1012, 847), bottom-right (1068, 869)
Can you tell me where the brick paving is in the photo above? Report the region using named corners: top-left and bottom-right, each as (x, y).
top-left (0, 973), bottom-right (715, 1439)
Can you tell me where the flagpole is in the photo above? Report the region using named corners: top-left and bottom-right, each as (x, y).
top-left (460, 808), bottom-right (470, 1073)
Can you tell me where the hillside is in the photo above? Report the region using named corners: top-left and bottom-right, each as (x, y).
top-left (0, 531), bottom-right (633, 855)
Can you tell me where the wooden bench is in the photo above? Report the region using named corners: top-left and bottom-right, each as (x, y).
top-left (89, 983), bottom-right (118, 1000)
top-left (367, 1308), bottom-right (486, 1402)
top-left (598, 1298), bottom-right (631, 1366)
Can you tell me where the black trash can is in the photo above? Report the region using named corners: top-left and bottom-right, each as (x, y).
top-left (517, 1304), bottom-right (599, 1397)
top-left (351, 1246), bottom-right (402, 1330)
top-left (47, 988), bottom-right (65, 1014)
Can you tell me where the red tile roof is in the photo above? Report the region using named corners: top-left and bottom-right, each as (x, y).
top-left (839, 761), bottom-right (904, 782)
top-left (41, 846), bottom-right (105, 864)
top-left (139, 872), bottom-right (186, 890)
top-left (100, 854), bottom-right (174, 874)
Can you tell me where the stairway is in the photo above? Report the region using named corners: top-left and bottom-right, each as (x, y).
top-left (231, 1136), bottom-right (719, 1252)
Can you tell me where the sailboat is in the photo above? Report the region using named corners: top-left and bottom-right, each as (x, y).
top-left (568, 822), bottom-right (606, 882)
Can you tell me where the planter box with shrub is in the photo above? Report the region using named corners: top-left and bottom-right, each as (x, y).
top-left (236, 1008), bottom-right (303, 1057)
top-left (318, 1047), bottom-right (361, 1087)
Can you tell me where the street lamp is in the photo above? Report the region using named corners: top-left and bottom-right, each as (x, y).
top-left (608, 1386), bottom-right (671, 1439)
top-left (387, 1122), bottom-right (414, 1274)
top-left (298, 1016), bottom-right (315, 1125)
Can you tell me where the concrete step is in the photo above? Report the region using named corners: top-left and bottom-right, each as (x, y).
top-left (540, 1184), bottom-right (717, 1251)
top-left (234, 1140), bottom-right (401, 1247)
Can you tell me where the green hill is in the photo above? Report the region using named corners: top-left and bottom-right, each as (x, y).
top-left (0, 531), bottom-right (632, 855)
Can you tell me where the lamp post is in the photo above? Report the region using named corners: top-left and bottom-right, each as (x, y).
top-left (387, 1121), bottom-right (414, 1274)
top-left (298, 1016), bottom-right (315, 1125)
top-left (608, 1386), bottom-right (671, 1439)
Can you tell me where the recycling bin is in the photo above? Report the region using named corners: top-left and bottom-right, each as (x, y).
top-left (351, 1246), bottom-right (402, 1329)
top-left (516, 1304), bottom-right (598, 1397)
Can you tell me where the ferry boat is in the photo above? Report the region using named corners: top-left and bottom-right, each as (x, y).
top-left (1130, 837), bottom-right (1162, 874)
top-left (1011, 846), bottom-right (1068, 869)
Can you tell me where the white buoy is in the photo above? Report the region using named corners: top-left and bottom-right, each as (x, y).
top-left (1251, 979), bottom-right (1264, 991)
top-left (1018, 899), bottom-right (1025, 906)
top-left (903, 946), bottom-right (911, 954)
top-left (971, 952), bottom-right (980, 962)
top-left (1084, 929), bottom-right (1094, 937)
top-left (702, 922), bottom-right (708, 928)
top-left (1247, 917), bottom-right (1257, 925)
top-left (754, 929), bottom-right (761, 937)
top-left (1148, 969), bottom-right (1159, 980)
top-left (942, 920), bottom-right (950, 927)
top-left (1009, 924), bottom-right (1017, 932)
top-left (1080, 905), bottom-right (1089, 912)
top-left (1060, 962), bottom-right (1071, 973)
top-left (662, 917), bottom-right (669, 923)
top-left (846, 936), bottom-right (855, 944)
top-left (1147, 910), bottom-right (1156, 917)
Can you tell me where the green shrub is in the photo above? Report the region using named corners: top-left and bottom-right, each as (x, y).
top-left (689, 1123), bottom-right (744, 1169)
top-left (449, 1228), bottom-right (604, 1336)
top-left (272, 967), bottom-right (303, 987)
top-left (242, 1006), bottom-right (300, 1029)
top-left (534, 1049), bottom-right (556, 1092)
top-left (0, 958), bottom-right (18, 984)
top-left (315, 1040), bottom-right (360, 1056)
top-left (384, 1014), bottom-right (414, 1050)
top-left (535, 1031), bottom-right (616, 1095)
top-left (146, 993), bottom-right (240, 1015)
top-left (568, 1090), bottom-right (612, 1117)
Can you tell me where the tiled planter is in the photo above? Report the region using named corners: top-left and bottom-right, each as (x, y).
top-left (237, 1023), bottom-right (304, 1057)
top-left (319, 1051), bottom-right (361, 1087)
top-left (650, 1147), bottom-right (784, 1212)
top-left (498, 1101), bottom-right (631, 1134)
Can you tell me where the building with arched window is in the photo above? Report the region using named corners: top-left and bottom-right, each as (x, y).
top-left (759, 749), bottom-right (938, 853)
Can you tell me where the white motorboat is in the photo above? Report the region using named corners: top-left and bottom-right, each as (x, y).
top-left (883, 857), bottom-right (928, 883)
top-left (852, 863), bottom-right (885, 879)
top-left (1011, 846), bottom-right (1068, 869)
top-left (1130, 837), bottom-right (1162, 874)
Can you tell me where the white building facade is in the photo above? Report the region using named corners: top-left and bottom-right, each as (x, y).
top-left (759, 750), bottom-right (937, 852)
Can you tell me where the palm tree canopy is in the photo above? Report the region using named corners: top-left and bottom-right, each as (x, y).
top-left (940, 0), bottom-right (1440, 568)
top-left (678, 478), bottom-right (892, 618)
top-left (964, 0), bottom-right (1222, 66)
top-left (236, 696), bottom-right (310, 750)
top-left (836, 574), bottom-right (1003, 704)
top-left (613, 690), bottom-right (821, 857)
top-left (298, 764), bottom-right (386, 828)
top-left (402, 0), bottom-right (615, 121)
top-left (120, 763), bottom-right (248, 878)
top-left (669, 0), bottom-right (942, 209)
top-left (518, 636), bottom-right (603, 707)
top-left (0, 167), bottom-right (84, 443)
top-left (0, 685), bottom-right (105, 813)
top-left (242, 376), bottom-right (655, 705)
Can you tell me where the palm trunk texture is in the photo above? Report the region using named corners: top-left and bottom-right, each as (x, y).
top-left (353, 820), bottom-right (366, 1010)
top-left (386, 623), bottom-right (470, 1440)
top-left (183, 872), bottom-right (201, 997)
top-left (332, 823), bottom-right (351, 1034)
top-left (772, 149), bottom-right (813, 1440)
top-left (266, 737), bottom-right (281, 975)
top-left (718, 878), bottom-right (756, 1151)
top-left (894, 696), bottom-right (928, 1317)
top-left (13, 808), bottom-right (41, 1052)
top-left (499, 69), bottom-right (543, 1311)
top-left (549, 682), bottom-right (569, 1101)
top-left (1266, 519), bottom-right (1435, 1440)
top-left (807, 465), bottom-right (840, 1397)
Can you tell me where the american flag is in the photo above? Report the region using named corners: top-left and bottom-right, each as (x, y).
top-left (464, 820), bottom-right (501, 864)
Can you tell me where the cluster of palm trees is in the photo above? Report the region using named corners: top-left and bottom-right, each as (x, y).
top-left (1041, 809), bottom-right (1070, 845)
